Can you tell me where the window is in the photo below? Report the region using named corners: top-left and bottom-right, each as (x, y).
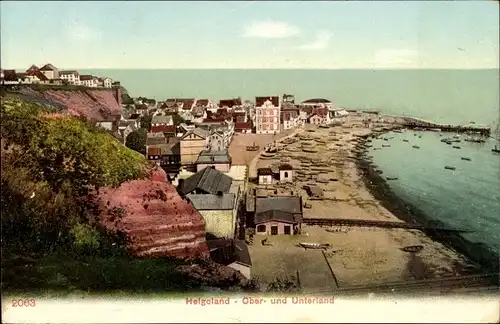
top-left (257, 225), bottom-right (266, 232)
top-left (284, 171), bottom-right (288, 178)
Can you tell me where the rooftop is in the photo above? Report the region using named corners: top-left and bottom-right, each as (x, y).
top-left (196, 149), bottom-right (231, 164)
top-left (255, 209), bottom-right (299, 225)
top-left (255, 196), bottom-right (302, 215)
top-left (255, 96), bottom-right (279, 107)
top-left (179, 166), bottom-right (233, 195)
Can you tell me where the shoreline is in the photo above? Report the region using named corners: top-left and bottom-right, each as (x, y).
top-left (247, 114), bottom-right (498, 290)
top-left (354, 132), bottom-right (500, 277)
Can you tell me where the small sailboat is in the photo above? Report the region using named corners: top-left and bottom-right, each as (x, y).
top-left (445, 166), bottom-right (456, 170)
top-left (461, 157), bottom-right (472, 161)
top-left (412, 145), bottom-right (420, 149)
top-left (386, 177), bottom-right (399, 181)
top-left (402, 139), bottom-right (409, 142)
top-left (453, 146), bottom-right (461, 149)
top-left (382, 144), bottom-right (391, 147)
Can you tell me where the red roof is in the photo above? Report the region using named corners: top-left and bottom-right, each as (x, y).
top-left (80, 75), bottom-right (94, 81)
top-left (201, 118), bottom-right (226, 124)
top-left (150, 125), bottom-right (176, 133)
top-left (256, 96), bottom-right (279, 107)
top-left (219, 98), bottom-right (242, 108)
top-left (235, 121), bottom-right (252, 130)
top-left (196, 99), bottom-right (209, 106)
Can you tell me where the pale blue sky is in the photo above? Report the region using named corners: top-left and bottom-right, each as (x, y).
top-left (1, 1), bottom-right (498, 69)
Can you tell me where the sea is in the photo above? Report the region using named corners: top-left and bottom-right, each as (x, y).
top-left (83, 69), bottom-right (500, 254)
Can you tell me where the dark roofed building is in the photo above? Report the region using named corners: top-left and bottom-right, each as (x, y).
top-left (219, 98), bottom-right (242, 108)
top-left (253, 196), bottom-right (303, 235)
top-left (257, 167), bottom-right (273, 185)
top-left (207, 239), bottom-right (252, 279)
top-left (179, 166), bottom-right (233, 196)
top-left (186, 192), bottom-right (236, 211)
top-left (2, 69), bottom-right (19, 83)
top-left (196, 149), bottom-right (232, 172)
top-left (255, 96), bottom-right (279, 107)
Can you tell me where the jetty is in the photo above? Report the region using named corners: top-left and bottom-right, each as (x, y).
top-left (401, 117), bottom-right (490, 136)
top-left (303, 218), bottom-right (471, 233)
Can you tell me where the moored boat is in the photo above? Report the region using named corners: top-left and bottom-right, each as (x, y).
top-left (412, 145), bottom-right (420, 149)
top-left (461, 157), bottom-right (471, 161)
top-left (299, 242), bottom-right (330, 250)
top-left (444, 166), bottom-right (456, 170)
top-left (452, 146), bottom-right (461, 149)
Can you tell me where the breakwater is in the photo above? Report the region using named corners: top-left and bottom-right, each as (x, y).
top-left (353, 133), bottom-right (499, 275)
top-left (401, 117), bottom-right (491, 136)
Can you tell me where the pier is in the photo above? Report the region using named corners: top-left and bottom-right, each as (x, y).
top-left (401, 117), bottom-right (491, 136)
top-left (303, 217), bottom-right (472, 233)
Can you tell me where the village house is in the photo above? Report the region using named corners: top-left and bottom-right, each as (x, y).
top-left (301, 98), bottom-right (333, 110)
top-left (278, 163), bottom-right (293, 182)
top-left (181, 166), bottom-right (240, 238)
top-left (255, 96), bottom-right (281, 134)
top-left (257, 167), bottom-right (273, 185)
top-left (178, 110), bottom-right (194, 123)
top-left (96, 115), bottom-right (121, 132)
top-left (253, 196), bottom-right (303, 235)
top-left (39, 63), bottom-right (59, 80)
top-left (59, 71), bottom-right (81, 85)
top-left (177, 123), bottom-right (195, 137)
top-left (146, 138), bottom-right (181, 171)
top-left (196, 149), bottom-right (232, 172)
top-left (179, 127), bottom-right (211, 169)
top-left (80, 75), bottom-right (98, 87)
top-left (308, 112), bottom-right (324, 125)
top-left (1, 70), bottom-right (19, 85)
top-left (103, 77), bottom-right (113, 88)
top-left (282, 110), bottom-right (299, 130)
top-left (24, 67), bottom-right (49, 84)
top-left (150, 125), bottom-right (177, 138)
top-left (207, 239), bottom-right (252, 280)
top-left (151, 114), bottom-right (174, 127)
top-left (118, 121), bottom-right (138, 144)
top-left (134, 103), bottom-right (149, 117)
top-left (219, 98), bottom-right (242, 110)
top-left (234, 121), bottom-right (253, 134)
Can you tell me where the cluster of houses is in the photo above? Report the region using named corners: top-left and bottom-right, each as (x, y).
top-left (114, 94), bottom-right (349, 174)
top-left (0, 63), bottom-right (116, 88)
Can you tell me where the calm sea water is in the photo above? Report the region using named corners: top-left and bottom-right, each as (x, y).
top-left (83, 69), bottom-right (500, 252)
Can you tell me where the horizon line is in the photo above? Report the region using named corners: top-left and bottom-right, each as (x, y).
top-left (9, 67), bottom-right (500, 71)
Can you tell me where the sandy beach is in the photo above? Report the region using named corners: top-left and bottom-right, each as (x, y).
top-left (243, 113), bottom-right (477, 291)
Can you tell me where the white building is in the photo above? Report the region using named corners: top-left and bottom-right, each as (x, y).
top-left (103, 77), bottom-right (113, 88)
top-left (255, 96), bottom-right (281, 134)
top-left (59, 71), bottom-right (81, 85)
top-left (80, 75), bottom-right (98, 87)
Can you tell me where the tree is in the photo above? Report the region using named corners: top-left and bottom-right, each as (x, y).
top-left (125, 128), bottom-right (147, 155)
top-left (140, 114), bottom-right (152, 130)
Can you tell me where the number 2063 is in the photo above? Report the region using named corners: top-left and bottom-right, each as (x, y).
top-left (12, 299), bottom-right (36, 307)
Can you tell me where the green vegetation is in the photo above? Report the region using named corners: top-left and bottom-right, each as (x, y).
top-left (125, 128), bottom-right (148, 155)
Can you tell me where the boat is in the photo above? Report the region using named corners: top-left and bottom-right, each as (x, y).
top-left (444, 166), bottom-right (456, 170)
top-left (382, 144), bottom-right (391, 147)
top-left (299, 242), bottom-right (330, 250)
top-left (464, 136), bottom-right (486, 143)
top-left (402, 139), bottom-right (409, 142)
top-left (393, 129), bottom-right (403, 133)
top-left (461, 157), bottom-right (472, 161)
top-left (452, 146), bottom-right (461, 149)
top-left (412, 145), bottom-right (420, 149)
top-left (246, 142), bottom-right (260, 151)
top-left (493, 145), bottom-right (500, 154)
top-left (386, 177), bottom-right (398, 181)
top-left (401, 245), bottom-right (424, 253)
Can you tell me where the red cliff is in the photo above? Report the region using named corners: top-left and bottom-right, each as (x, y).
top-left (96, 168), bottom-right (210, 259)
top-left (17, 87), bottom-right (122, 121)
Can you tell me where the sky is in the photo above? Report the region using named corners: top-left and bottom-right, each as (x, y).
top-left (1, 1), bottom-right (499, 69)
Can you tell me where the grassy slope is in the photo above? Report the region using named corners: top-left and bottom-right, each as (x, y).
top-left (0, 98), bottom-right (211, 295)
